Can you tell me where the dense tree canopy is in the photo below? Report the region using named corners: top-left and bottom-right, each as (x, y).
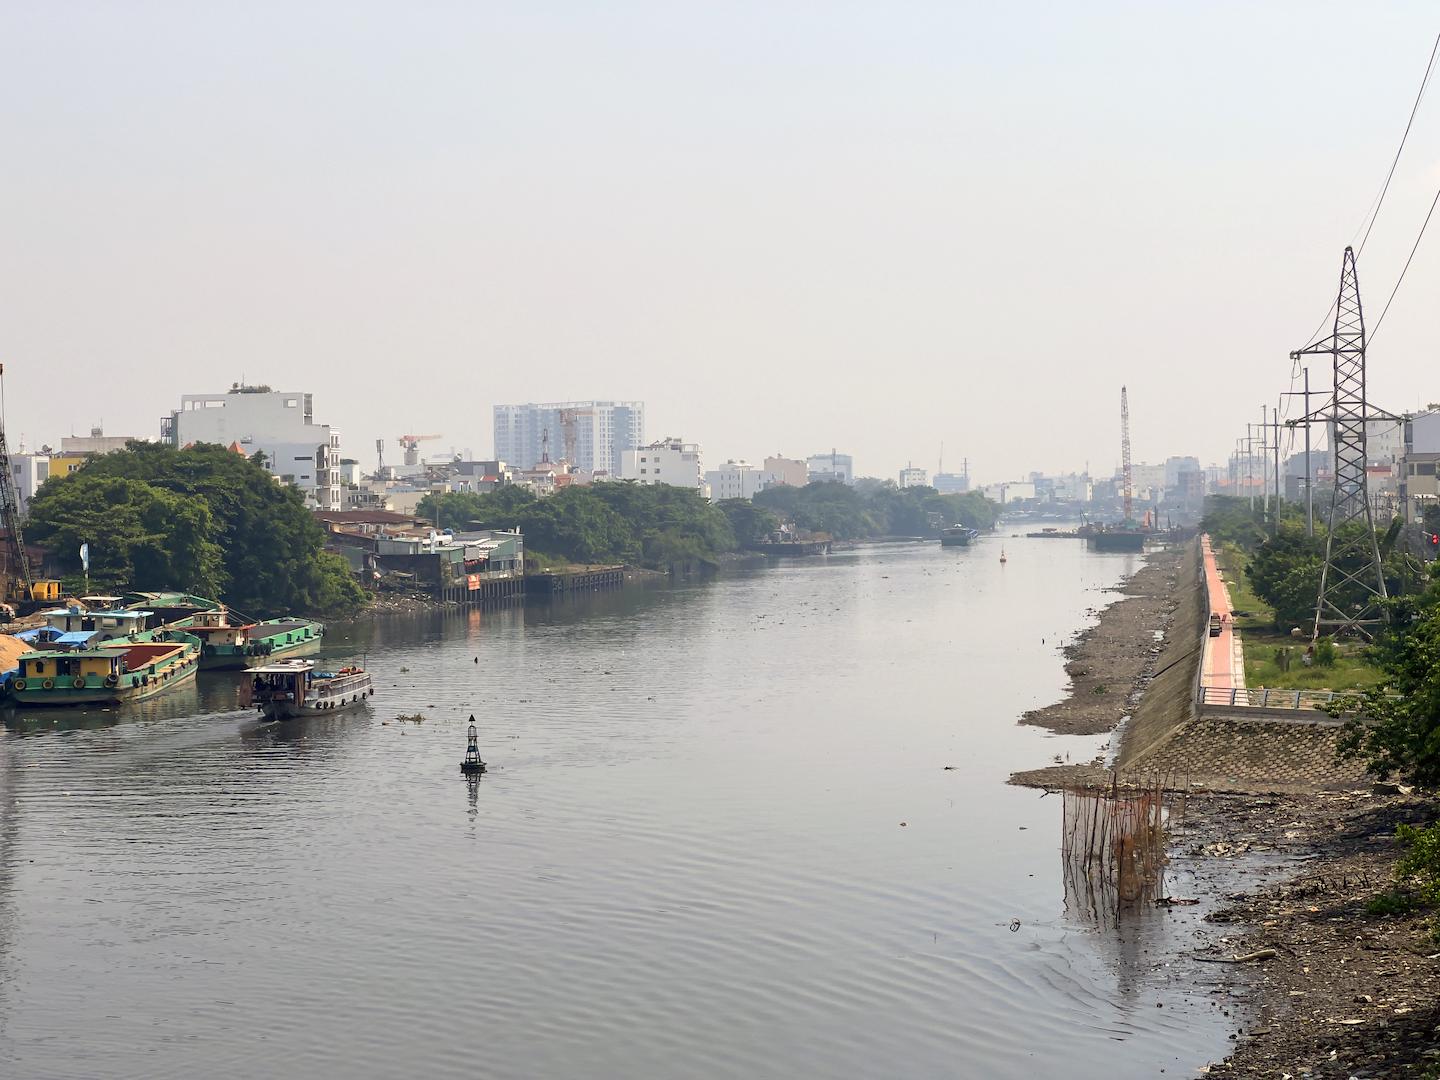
top-left (753, 481), bottom-right (998, 540)
top-left (26, 442), bottom-right (367, 617)
top-left (418, 482), bottom-right (737, 568)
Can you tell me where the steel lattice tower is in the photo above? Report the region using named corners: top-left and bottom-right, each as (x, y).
top-left (1292, 247), bottom-right (1390, 639)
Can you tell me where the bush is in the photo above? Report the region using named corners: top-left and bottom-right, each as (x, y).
top-left (1314, 638), bottom-right (1337, 668)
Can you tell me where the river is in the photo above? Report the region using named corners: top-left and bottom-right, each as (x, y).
top-left (0, 537), bottom-right (1232, 1078)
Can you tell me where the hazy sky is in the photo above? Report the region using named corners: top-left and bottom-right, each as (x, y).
top-left (5, 2), bottom-right (1440, 484)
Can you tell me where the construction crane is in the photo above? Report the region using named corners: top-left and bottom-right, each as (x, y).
top-left (1120, 385), bottom-right (1134, 526)
top-left (397, 433), bottom-right (442, 467)
top-left (0, 364), bottom-right (60, 614)
top-left (556, 407), bottom-right (593, 464)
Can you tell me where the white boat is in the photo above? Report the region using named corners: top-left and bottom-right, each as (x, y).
top-left (249, 658), bottom-right (373, 720)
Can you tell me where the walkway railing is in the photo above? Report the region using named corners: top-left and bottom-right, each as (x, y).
top-left (1197, 684), bottom-right (1343, 711)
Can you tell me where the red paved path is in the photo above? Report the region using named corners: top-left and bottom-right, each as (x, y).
top-left (1201, 534), bottom-right (1237, 689)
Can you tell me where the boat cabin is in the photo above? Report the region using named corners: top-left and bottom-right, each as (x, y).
top-left (251, 659), bottom-right (316, 705)
top-left (20, 649), bottom-right (128, 682)
top-left (189, 608), bottom-right (254, 647)
top-left (41, 604), bottom-right (155, 641)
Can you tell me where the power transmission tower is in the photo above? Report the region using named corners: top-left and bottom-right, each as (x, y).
top-left (1291, 246), bottom-right (1396, 640)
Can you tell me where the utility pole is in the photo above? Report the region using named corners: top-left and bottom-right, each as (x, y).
top-left (1291, 246), bottom-right (1398, 640)
top-left (1246, 425), bottom-right (1255, 511)
top-left (1273, 402), bottom-right (1283, 533)
top-left (1283, 368), bottom-right (1316, 537)
top-left (1258, 406), bottom-right (1271, 516)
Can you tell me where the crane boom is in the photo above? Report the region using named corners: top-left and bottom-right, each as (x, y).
top-left (0, 364), bottom-right (34, 596)
top-left (1120, 386), bottom-right (1133, 525)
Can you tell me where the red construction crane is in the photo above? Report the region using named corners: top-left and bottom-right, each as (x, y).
top-left (398, 433), bottom-right (442, 466)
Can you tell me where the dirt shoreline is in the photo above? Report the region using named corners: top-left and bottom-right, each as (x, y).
top-left (1011, 539), bottom-right (1440, 1075)
top-left (1020, 544), bottom-right (1186, 737)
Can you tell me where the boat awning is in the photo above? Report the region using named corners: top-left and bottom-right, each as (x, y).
top-left (55, 631), bottom-right (101, 647)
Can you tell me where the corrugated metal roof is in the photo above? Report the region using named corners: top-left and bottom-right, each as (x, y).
top-left (55, 631), bottom-right (100, 645)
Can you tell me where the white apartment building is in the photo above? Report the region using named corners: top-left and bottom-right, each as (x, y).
top-left (163, 387), bottom-right (343, 510)
top-left (493, 400), bottom-right (644, 476)
top-left (10, 453), bottom-right (49, 518)
top-left (706, 460), bottom-right (773, 501)
top-left (619, 437), bottom-right (705, 492)
top-left (807, 450), bottom-right (854, 484)
top-left (898, 465), bottom-right (928, 489)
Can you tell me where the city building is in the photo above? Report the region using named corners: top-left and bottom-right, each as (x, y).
top-left (1163, 456), bottom-right (1202, 490)
top-left (898, 464), bottom-right (928, 489)
top-left (162, 386), bottom-right (343, 510)
top-left (706, 460), bottom-right (772, 501)
top-left (60, 428), bottom-right (138, 455)
top-left (9, 452), bottom-right (49, 518)
top-left (619, 437), bottom-right (705, 492)
top-left (763, 455), bottom-right (808, 488)
top-left (806, 450), bottom-right (853, 484)
top-left (932, 471), bottom-right (970, 494)
top-left (979, 481), bottom-right (1038, 504)
top-left (493, 401), bottom-right (644, 476)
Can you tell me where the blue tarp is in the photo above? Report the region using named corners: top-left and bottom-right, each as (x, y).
top-left (14, 628), bottom-right (58, 644)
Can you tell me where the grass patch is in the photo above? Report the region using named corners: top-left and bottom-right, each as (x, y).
top-left (1215, 542), bottom-right (1384, 692)
top-left (1242, 631), bottom-right (1385, 692)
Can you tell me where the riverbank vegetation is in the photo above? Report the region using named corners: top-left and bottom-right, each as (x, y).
top-left (418, 483), bottom-right (738, 569)
top-left (752, 480), bottom-right (998, 540)
top-left (420, 480), bottom-right (1002, 569)
top-left (25, 442), bottom-right (368, 617)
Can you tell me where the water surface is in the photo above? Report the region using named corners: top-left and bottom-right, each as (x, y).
top-left (0, 538), bottom-right (1230, 1078)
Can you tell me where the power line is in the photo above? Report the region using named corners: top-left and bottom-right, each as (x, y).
top-left (1298, 26), bottom-right (1440, 352)
top-left (1358, 27), bottom-right (1440, 256)
top-left (1370, 181), bottom-right (1440, 341)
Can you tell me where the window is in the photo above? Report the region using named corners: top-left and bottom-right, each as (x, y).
top-left (281, 474), bottom-right (295, 483)
top-left (640, 468), bottom-right (647, 474)
top-left (285, 399), bottom-right (299, 408)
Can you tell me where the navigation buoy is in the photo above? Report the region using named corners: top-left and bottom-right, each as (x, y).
top-left (460, 714), bottom-right (487, 774)
top-left (1000, 547), bottom-right (1008, 564)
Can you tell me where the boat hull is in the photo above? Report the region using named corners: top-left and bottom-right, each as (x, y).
top-left (260, 683), bottom-right (373, 721)
top-left (939, 535), bottom-right (973, 547)
top-left (1086, 532), bottom-right (1146, 553)
top-left (12, 663), bottom-right (199, 707)
top-left (202, 636), bottom-right (322, 671)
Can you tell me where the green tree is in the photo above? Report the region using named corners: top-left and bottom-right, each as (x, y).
top-left (28, 442), bottom-right (366, 617)
top-left (26, 474), bottom-right (225, 597)
top-left (1337, 603), bottom-right (1440, 785)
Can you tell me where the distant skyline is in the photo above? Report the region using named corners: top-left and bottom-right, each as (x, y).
top-left (5, 3), bottom-right (1440, 486)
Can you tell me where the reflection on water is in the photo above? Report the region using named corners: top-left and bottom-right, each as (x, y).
top-left (0, 540), bottom-right (1232, 1079)
top-left (1062, 784), bottom-right (1171, 928)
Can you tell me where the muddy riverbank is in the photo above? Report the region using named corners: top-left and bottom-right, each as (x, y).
top-left (1186, 789), bottom-right (1439, 1076)
top-left (1020, 544), bottom-right (1189, 738)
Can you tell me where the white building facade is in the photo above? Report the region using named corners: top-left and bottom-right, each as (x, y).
top-left (163, 388), bottom-right (342, 510)
top-left (898, 465), bottom-right (928, 489)
top-left (706, 460), bottom-right (773, 501)
top-left (10, 453), bottom-right (49, 518)
top-left (619, 438), bottom-right (705, 492)
top-left (493, 401), bottom-right (644, 477)
top-left (806, 451), bottom-right (854, 484)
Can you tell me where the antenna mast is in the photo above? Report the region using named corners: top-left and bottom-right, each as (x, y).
top-left (1120, 386), bottom-right (1133, 525)
top-left (1292, 246), bottom-right (1393, 639)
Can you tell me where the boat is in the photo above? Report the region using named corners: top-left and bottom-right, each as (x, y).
top-left (1085, 528), bottom-right (1147, 553)
top-left (10, 631), bottom-right (202, 706)
top-left (171, 608), bottom-right (325, 671)
top-left (940, 525), bottom-right (978, 547)
top-left (249, 658), bottom-right (373, 720)
top-left (999, 547), bottom-right (1008, 564)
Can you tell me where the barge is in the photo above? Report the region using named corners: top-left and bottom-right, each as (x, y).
top-left (10, 632), bottom-right (202, 706)
top-left (172, 609), bottom-right (325, 670)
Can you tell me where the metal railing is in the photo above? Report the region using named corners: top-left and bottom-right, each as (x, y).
top-left (1197, 685), bottom-right (1343, 710)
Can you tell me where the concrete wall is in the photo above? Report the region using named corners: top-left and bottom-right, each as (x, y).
top-left (1117, 537), bottom-right (1205, 767)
